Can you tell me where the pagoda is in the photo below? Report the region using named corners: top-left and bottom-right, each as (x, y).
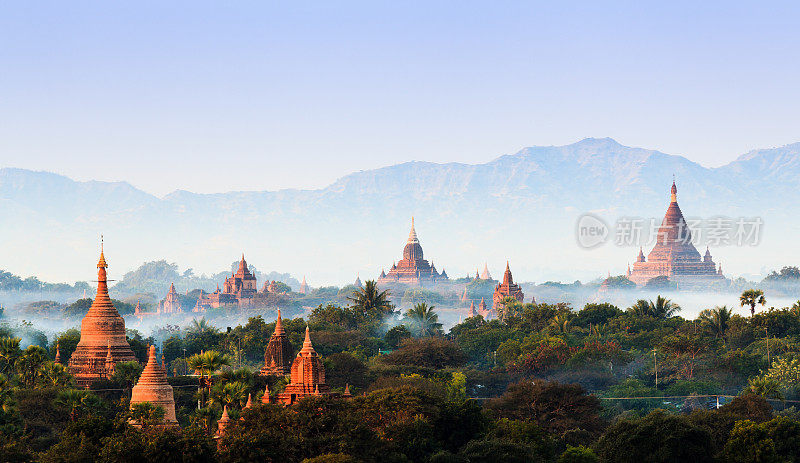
top-left (160, 283), bottom-right (182, 314)
top-left (627, 181), bottom-right (725, 288)
top-left (274, 327), bottom-right (332, 405)
top-left (377, 218), bottom-right (448, 285)
top-left (492, 262), bottom-right (525, 314)
top-left (200, 254), bottom-right (258, 309)
top-left (130, 345), bottom-right (178, 427)
top-left (299, 276), bottom-right (309, 294)
top-left (259, 309), bottom-right (294, 376)
top-left (68, 242), bottom-right (137, 387)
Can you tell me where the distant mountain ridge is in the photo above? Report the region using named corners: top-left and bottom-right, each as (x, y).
top-left (1, 138), bottom-right (798, 285)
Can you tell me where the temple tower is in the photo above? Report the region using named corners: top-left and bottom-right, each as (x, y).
top-left (259, 309), bottom-right (294, 376)
top-left (277, 327), bottom-right (331, 404)
top-left (68, 242), bottom-right (137, 387)
top-left (130, 345), bottom-right (178, 427)
top-left (492, 262), bottom-right (525, 315)
top-left (161, 283), bottom-right (183, 314)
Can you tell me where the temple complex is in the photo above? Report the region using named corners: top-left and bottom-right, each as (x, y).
top-left (68, 243), bottom-right (138, 387)
top-left (271, 327), bottom-right (333, 405)
top-left (160, 283), bottom-right (182, 314)
top-left (259, 309), bottom-right (293, 376)
top-left (627, 182), bottom-right (725, 288)
top-left (492, 262), bottom-right (525, 313)
top-left (196, 255), bottom-right (258, 309)
top-left (377, 218), bottom-right (449, 286)
top-left (129, 346), bottom-right (178, 427)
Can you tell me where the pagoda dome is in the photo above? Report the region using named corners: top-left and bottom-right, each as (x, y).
top-left (403, 217), bottom-right (424, 261)
top-left (130, 345), bottom-right (178, 427)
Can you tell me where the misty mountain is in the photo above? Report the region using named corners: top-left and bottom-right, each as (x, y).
top-left (1, 138), bottom-right (797, 285)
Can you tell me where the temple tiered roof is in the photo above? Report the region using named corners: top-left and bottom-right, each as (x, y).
top-left (275, 326), bottom-right (332, 405)
top-left (493, 262), bottom-right (525, 318)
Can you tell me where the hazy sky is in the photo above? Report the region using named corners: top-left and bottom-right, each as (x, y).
top-left (1, 1), bottom-right (799, 196)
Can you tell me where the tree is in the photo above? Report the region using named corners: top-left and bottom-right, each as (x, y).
top-left (698, 306), bottom-right (733, 345)
top-left (129, 402), bottom-right (166, 430)
top-left (0, 337), bottom-right (21, 375)
top-left (112, 361), bottom-right (144, 396)
top-left (594, 410), bottom-right (714, 463)
top-left (54, 389), bottom-right (101, 422)
top-left (486, 381), bottom-right (603, 439)
top-left (380, 338), bottom-right (466, 369)
top-left (403, 303), bottom-right (443, 337)
top-left (627, 296), bottom-right (681, 319)
top-left (211, 381), bottom-right (249, 409)
top-left (740, 289), bottom-right (767, 316)
top-left (187, 350), bottom-right (231, 407)
top-left (347, 280), bottom-right (394, 328)
top-left (722, 420), bottom-right (778, 463)
top-left (573, 303), bottom-right (622, 328)
top-left (16, 345), bottom-right (48, 387)
top-left (744, 377), bottom-right (784, 400)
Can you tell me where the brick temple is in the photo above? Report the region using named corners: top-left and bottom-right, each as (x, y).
top-left (492, 262), bottom-right (525, 314)
top-left (271, 327), bottom-right (334, 405)
top-left (377, 218), bottom-right (449, 285)
top-left (68, 243), bottom-right (138, 387)
top-left (196, 254), bottom-right (258, 309)
top-left (259, 309), bottom-right (293, 376)
top-left (160, 283), bottom-right (183, 314)
top-left (627, 181), bottom-right (724, 287)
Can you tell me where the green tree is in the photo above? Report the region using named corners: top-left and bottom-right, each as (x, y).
top-left (54, 389), bottom-right (101, 422)
top-left (113, 361), bottom-right (144, 397)
top-left (187, 350), bottom-right (231, 407)
top-left (211, 381), bottom-right (249, 409)
top-left (628, 296), bottom-right (681, 319)
top-left (594, 410), bottom-right (714, 463)
top-left (403, 303), bottom-right (443, 337)
top-left (347, 280), bottom-right (394, 326)
top-left (698, 305), bottom-right (733, 345)
top-left (740, 289), bottom-right (767, 316)
top-left (0, 337), bottom-right (21, 375)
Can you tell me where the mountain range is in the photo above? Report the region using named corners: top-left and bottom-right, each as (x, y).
top-left (1, 138), bottom-right (798, 286)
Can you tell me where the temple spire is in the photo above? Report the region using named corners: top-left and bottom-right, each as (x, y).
top-left (300, 325), bottom-right (316, 354)
top-left (407, 217), bottom-right (419, 243)
top-left (274, 309), bottom-right (284, 335)
top-left (670, 179), bottom-right (677, 203)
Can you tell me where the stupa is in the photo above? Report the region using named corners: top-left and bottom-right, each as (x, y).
top-left (68, 241), bottom-right (137, 387)
top-left (259, 309), bottom-right (293, 376)
top-left (130, 345), bottom-right (178, 427)
top-left (627, 181), bottom-right (725, 288)
top-left (275, 327), bottom-right (332, 405)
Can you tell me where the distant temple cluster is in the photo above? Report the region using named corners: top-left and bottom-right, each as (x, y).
top-left (377, 218), bottom-right (449, 285)
top-left (462, 262), bottom-right (530, 320)
top-left (626, 181), bottom-right (725, 288)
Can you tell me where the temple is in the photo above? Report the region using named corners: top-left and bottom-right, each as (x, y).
top-left (129, 345), bottom-right (178, 427)
top-left (271, 327), bottom-right (333, 405)
top-left (160, 283), bottom-right (183, 314)
top-left (492, 262), bottom-right (525, 314)
top-left (627, 181), bottom-right (725, 287)
top-left (299, 276), bottom-right (309, 294)
top-left (259, 309), bottom-right (293, 376)
top-left (196, 255), bottom-right (258, 309)
top-left (377, 218), bottom-right (448, 286)
top-left (68, 242), bottom-right (138, 387)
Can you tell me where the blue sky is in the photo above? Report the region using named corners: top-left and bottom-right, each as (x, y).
top-left (1, 1), bottom-right (799, 196)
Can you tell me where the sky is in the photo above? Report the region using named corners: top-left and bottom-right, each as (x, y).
top-left (1, 1), bottom-right (799, 196)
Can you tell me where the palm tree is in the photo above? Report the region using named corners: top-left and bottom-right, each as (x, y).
top-left (549, 313), bottom-right (572, 334)
top-left (54, 389), bottom-right (101, 422)
top-left (698, 306), bottom-right (733, 347)
top-left (745, 376), bottom-right (783, 400)
top-left (16, 346), bottom-right (48, 387)
top-left (187, 350), bottom-right (231, 407)
top-left (740, 289), bottom-right (766, 316)
top-left (627, 296), bottom-right (680, 319)
top-left (38, 362), bottom-right (73, 388)
top-left (112, 361), bottom-right (144, 397)
top-left (187, 318), bottom-right (218, 336)
top-left (0, 337), bottom-right (21, 374)
top-left (348, 280), bottom-right (394, 321)
top-left (211, 381), bottom-right (249, 409)
top-left (651, 296), bottom-right (681, 318)
top-left (403, 303), bottom-right (443, 337)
